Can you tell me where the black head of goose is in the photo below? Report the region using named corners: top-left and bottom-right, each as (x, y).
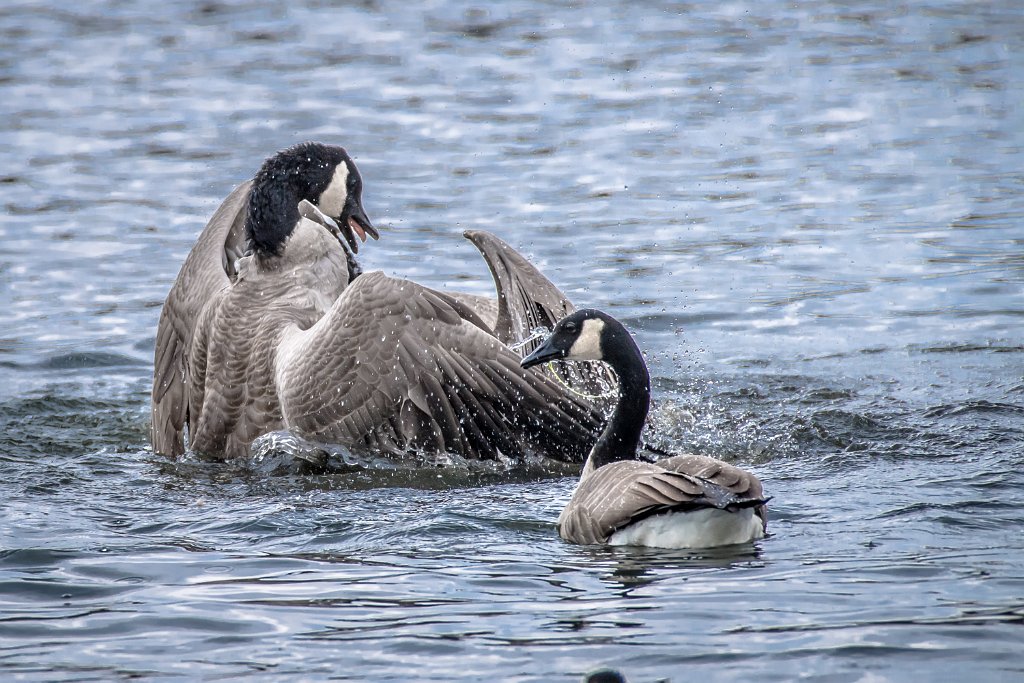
top-left (522, 309), bottom-right (769, 549)
top-left (244, 142), bottom-right (379, 279)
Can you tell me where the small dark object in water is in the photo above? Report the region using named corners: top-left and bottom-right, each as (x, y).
top-left (583, 668), bottom-right (629, 683)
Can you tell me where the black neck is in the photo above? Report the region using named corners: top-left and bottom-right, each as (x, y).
top-left (245, 178), bottom-right (302, 258)
top-left (587, 322), bottom-right (651, 471)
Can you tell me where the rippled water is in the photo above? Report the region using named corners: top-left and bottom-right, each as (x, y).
top-left (2, 1), bottom-right (1023, 680)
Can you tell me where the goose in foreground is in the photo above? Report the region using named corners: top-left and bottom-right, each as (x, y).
top-left (152, 142), bottom-right (604, 461)
top-left (521, 309), bottom-right (769, 548)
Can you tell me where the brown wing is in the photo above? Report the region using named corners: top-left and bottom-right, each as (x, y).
top-left (558, 458), bottom-right (769, 545)
top-left (656, 454), bottom-right (766, 500)
top-left (658, 453), bottom-right (770, 530)
top-left (276, 271), bottom-right (604, 462)
top-left (462, 230), bottom-right (574, 348)
top-left (442, 291), bottom-right (499, 331)
top-left (151, 181), bottom-right (250, 456)
top-left (464, 229), bottom-right (615, 399)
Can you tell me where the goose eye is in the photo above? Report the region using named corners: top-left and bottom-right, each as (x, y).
top-left (563, 321), bottom-right (578, 333)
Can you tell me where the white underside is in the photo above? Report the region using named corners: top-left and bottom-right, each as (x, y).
top-left (608, 508), bottom-right (764, 549)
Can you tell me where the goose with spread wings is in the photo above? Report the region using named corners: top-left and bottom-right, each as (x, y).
top-left (151, 142), bottom-right (604, 461)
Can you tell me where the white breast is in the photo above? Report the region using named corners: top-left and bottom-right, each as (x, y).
top-left (608, 508), bottom-right (764, 549)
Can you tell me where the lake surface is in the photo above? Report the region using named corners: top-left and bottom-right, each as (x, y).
top-left (2, 0), bottom-right (1023, 680)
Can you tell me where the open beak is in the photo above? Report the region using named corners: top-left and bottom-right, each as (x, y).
top-left (341, 201), bottom-right (379, 254)
top-left (520, 337), bottom-right (566, 370)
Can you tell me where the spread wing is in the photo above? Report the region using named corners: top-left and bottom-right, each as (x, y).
top-left (462, 230), bottom-right (574, 348)
top-left (441, 291), bottom-right (499, 332)
top-left (558, 458), bottom-right (769, 545)
top-left (151, 181), bottom-right (250, 456)
top-left (464, 229), bottom-right (615, 398)
top-left (276, 271), bottom-right (604, 462)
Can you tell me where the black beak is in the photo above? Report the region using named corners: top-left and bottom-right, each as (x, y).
top-left (520, 337), bottom-right (566, 370)
top-left (341, 199), bottom-right (379, 254)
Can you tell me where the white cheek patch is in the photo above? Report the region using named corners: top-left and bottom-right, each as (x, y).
top-left (567, 318), bottom-right (604, 360)
top-left (317, 163), bottom-right (349, 217)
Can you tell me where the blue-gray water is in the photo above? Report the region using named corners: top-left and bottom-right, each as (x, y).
top-left (2, 1), bottom-right (1023, 681)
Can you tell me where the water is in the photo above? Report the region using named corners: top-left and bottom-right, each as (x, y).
top-left (2, 0), bottom-right (1023, 680)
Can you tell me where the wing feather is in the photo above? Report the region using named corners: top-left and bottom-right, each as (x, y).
top-left (151, 181), bottom-right (250, 456)
top-left (277, 271), bottom-right (603, 461)
top-left (657, 454), bottom-right (764, 499)
top-left (463, 230), bottom-right (617, 404)
top-left (559, 458), bottom-right (769, 545)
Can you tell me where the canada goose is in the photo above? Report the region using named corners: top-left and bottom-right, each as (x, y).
top-left (521, 309), bottom-right (769, 548)
top-left (152, 142), bottom-right (604, 461)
